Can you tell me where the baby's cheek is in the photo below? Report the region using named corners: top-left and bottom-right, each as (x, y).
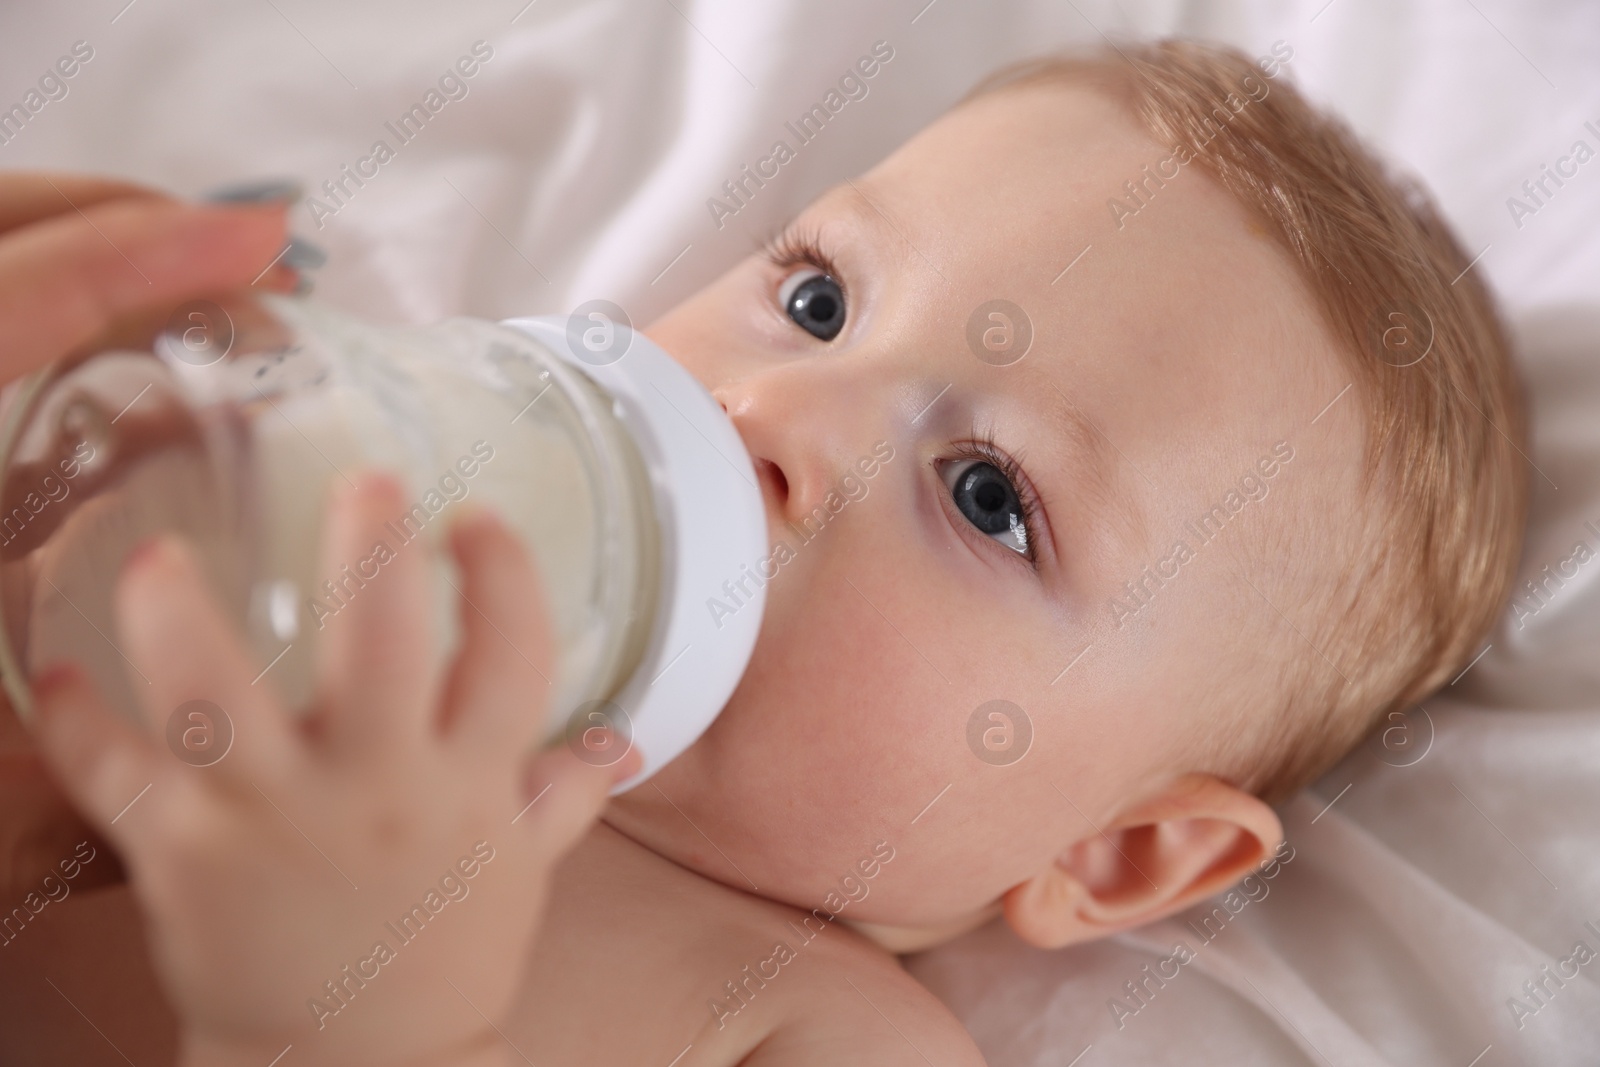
top-left (741, 494), bottom-right (1052, 820)
top-left (743, 594), bottom-right (928, 781)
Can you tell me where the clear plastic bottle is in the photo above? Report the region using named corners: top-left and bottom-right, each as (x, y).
top-left (0, 293), bottom-right (766, 788)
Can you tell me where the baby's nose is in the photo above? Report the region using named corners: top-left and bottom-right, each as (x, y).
top-left (711, 366), bottom-right (884, 531)
top-left (752, 455), bottom-right (790, 511)
top-left (713, 386), bottom-right (789, 511)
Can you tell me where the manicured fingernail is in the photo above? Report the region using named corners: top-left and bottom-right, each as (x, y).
top-left (202, 178), bottom-right (303, 205)
top-left (281, 235), bottom-right (327, 271)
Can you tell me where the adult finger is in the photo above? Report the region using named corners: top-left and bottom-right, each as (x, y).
top-left (113, 535), bottom-right (296, 779)
top-left (0, 197), bottom-right (286, 381)
top-left (438, 507), bottom-right (555, 755)
top-left (311, 471), bottom-right (439, 756)
top-left (0, 171), bottom-right (166, 235)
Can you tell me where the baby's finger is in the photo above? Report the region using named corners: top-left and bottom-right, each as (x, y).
top-left (29, 663), bottom-right (171, 850)
top-left (115, 536), bottom-right (295, 777)
top-left (513, 742), bottom-right (638, 860)
top-left (311, 471), bottom-right (439, 756)
top-left (439, 507), bottom-right (554, 755)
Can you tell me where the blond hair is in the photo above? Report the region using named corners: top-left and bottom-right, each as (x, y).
top-left (971, 40), bottom-right (1528, 802)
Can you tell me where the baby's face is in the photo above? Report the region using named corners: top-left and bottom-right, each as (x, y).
top-left (610, 81), bottom-right (1360, 930)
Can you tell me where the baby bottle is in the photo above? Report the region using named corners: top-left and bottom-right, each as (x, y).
top-left (0, 292), bottom-right (767, 789)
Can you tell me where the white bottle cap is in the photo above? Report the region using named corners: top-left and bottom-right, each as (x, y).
top-left (500, 315), bottom-right (766, 792)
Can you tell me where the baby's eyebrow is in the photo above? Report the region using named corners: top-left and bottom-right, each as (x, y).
top-left (773, 181), bottom-right (898, 256)
top-left (837, 180), bottom-right (921, 257)
top-left (1045, 389), bottom-right (1149, 559)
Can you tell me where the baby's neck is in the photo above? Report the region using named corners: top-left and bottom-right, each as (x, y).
top-left (599, 812), bottom-right (1002, 954)
top-left (842, 907), bottom-right (1004, 953)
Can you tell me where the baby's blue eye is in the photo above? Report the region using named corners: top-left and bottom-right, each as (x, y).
top-left (778, 268), bottom-right (845, 341)
top-left (944, 460), bottom-right (1028, 555)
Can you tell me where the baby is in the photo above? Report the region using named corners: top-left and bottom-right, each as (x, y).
top-left (4, 38), bottom-right (1525, 1066)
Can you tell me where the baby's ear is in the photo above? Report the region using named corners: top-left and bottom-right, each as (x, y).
top-left (1000, 773), bottom-right (1281, 949)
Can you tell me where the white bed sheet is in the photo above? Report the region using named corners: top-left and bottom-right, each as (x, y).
top-left (1, 1), bottom-right (1596, 1064)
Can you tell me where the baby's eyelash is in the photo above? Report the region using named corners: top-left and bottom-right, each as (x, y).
top-left (760, 224), bottom-right (842, 283)
top-left (950, 425), bottom-right (1044, 569)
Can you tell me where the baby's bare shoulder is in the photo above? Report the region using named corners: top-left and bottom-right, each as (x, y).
top-left (516, 822), bottom-right (984, 1066)
top-left (735, 931), bottom-right (988, 1067)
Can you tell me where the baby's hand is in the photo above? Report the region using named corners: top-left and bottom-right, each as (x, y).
top-left (30, 472), bottom-right (627, 1067)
